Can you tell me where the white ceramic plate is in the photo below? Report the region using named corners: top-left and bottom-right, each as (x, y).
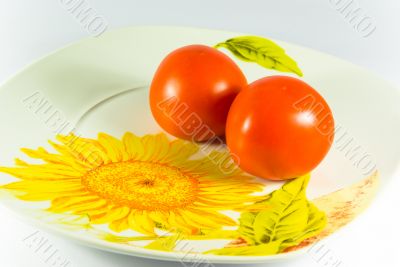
top-left (0, 26), bottom-right (399, 264)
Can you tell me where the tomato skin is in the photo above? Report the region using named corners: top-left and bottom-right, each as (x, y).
top-left (226, 76), bottom-right (335, 180)
top-left (150, 45), bottom-right (247, 141)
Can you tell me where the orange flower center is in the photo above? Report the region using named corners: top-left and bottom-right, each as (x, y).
top-left (81, 161), bottom-right (199, 210)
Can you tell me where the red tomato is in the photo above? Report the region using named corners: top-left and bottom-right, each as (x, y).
top-left (150, 45), bottom-right (247, 141)
top-left (226, 76), bottom-right (335, 180)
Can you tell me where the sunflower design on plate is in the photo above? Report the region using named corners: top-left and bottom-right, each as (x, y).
top-left (0, 132), bottom-right (264, 235)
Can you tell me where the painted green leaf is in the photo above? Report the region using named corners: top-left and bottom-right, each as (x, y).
top-left (208, 174), bottom-right (326, 256)
top-left (251, 175), bottom-right (310, 246)
top-left (237, 211), bottom-right (258, 245)
top-left (281, 202), bottom-right (327, 249)
top-left (215, 36), bottom-right (303, 76)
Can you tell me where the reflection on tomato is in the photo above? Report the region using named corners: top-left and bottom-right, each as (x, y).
top-left (150, 45), bottom-right (247, 141)
top-left (226, 76), bottom-right (335, 180)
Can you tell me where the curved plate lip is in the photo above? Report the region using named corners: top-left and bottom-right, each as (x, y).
top-left (0, 25), bottom-right (399, 93)
top-left (0, 25), bottom-right (399, 263)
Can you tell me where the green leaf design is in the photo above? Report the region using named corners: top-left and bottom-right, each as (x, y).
top-left (207, 174), bottom-right (326, 256)
top-left (237, 211), bottom-right (258, 245)
top-left (281, 202), bottom-right (327, 250)
top-left (251, 175), bottom-right (310, 246)
top-left (215, 36), bottom-right (303, 77)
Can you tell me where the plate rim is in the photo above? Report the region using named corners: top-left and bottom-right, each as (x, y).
top-left (0, 25), bottom-right (399, 264)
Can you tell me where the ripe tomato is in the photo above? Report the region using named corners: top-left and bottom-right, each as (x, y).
top-left (226, 76), bottom-right (334, 180)
top-left (150, 45), bottom-right (247, 141)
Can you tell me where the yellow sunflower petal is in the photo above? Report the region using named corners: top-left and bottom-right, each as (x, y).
top-left (168, 211), bottom-right (198, 234)
top-left (179, 210), bottom-right (222, 229)
top-left (163, 139), bottom-right (199, 164)
top-left (21, 145), bottom-right (89, 172)
top-left (2, 180), bottom-right (83, 193)
top-left (14, 158), bottom-right (29, 166)
top-left (109, 216), bottom-right (130, 232)
top-left (133, 211), bottom-right (156, 234)
top-left (146, 133), bottom-right (170, 162)
top-left (16, 148), bottom-right (86, 176)
top-left (140, 135), bottom-right (159, 161)
top-left (148, 210), bottom-right (170, 226)
top-left (68, 199), bottom-right (109, 214)
top-left (86, 205), bottom-right (112, 217)
top-left (0, 165), bottom-right (81, 181)
top-left (17, 190), bottom-right (87, 201)
top-left (180, 151), bottom-right (241, 177)
top-left (126, 210), bottom-right (156, 235)
top-left (97, 133), bottom-right (127, 162)
top-left (51, 136), bottom-right (109, 167)
top-left (91, 206), bottom-right (131, 224)
top-left (122, 132), bottom-right (144, 160)
top-left (183, 209), bottom-right (236, 228)
top-left (49, 195), bottom-right (101, 212)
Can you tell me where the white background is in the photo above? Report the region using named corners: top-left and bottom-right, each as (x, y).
top-left (0, 0), bottom-right (399, 266)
